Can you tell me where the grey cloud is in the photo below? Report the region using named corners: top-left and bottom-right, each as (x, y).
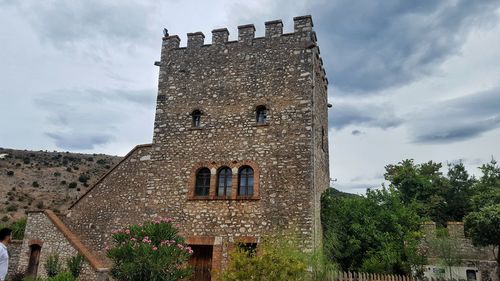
top-left (409, 87), bottom-right (500, 143)
top-left (35, 88), bottom-right (155, 150)
top-left (7, 0), bottom-right (158, 47)
top-left (46, 132), bottom-right (114, 150)
top-left (313, 0), bottom-right (499, 93)
top-left (351, 129), bottom-right (363, 136)
top-left (329, 100), bottom-right (403, 130)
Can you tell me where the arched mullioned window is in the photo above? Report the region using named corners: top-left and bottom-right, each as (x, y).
top-left (195, 168), bottom-right (211, 196)
top-left (192, 110), bottom-right (202, 127)
top-left (256, 105), bottom-right (267, 124)
top-left (217, 167), bottom-right (232, 196)
top-left (238, 166), bottom-right (254, 196)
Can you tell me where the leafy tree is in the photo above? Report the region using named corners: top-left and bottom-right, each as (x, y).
top-left (321, 187), bottom-right (423, 275)
top-left (464, 205), bottom-right (500, 278)
top-left (445, 163), bottom-right (475, 221)
top-left (107, 217), bottom-right (192, 281)
top-left (469, 160), bottom-right (500, 211)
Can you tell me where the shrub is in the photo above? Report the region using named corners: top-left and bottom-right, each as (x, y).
top-left (46, 271), bottom-right (76, 281)
top-left (96, 159), bottom-right (106, 165)
top-left (86, 157), bottom-right (94, 162)
top-left (78, 174), bottom-right (89, 183)
top-left (68, 182), bottom-right (77, 189)
top-left (23, 158), bottom-right (30, 164)
top-left (44, 253), bottom-right (62, 277)
top-left (60, 180), bottom-right (67, 185)
top-left (107, 217), bottom-right (193, 281)
top-left (66, 253), bottom-right (84, 278)
top-left (11, 218), bottom-right (27, 240)
top-left (53, 172), bottom-right (61, 177)
top-left (65, 167), bottom-right (71, 172)
top-left (218, 235), bottom-right (311, 281)
top-left (6, 170), bottom-right (14, 176)
top-left (37, 201), bottom-right (45, 209)
top-left (1, 216), bottom-right (9, 222)
top-left (6, 205), bottom-right (18, 212)
top-left (32, 181), bottom-right (39, 188)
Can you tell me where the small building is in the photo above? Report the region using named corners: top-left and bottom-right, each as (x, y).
top-left (12, 15), bottom-right (330, 281)
top-left (421, 221), bottom-right (498, 281)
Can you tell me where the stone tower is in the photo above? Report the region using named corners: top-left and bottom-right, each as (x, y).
top-left (16, 15), bottom-right (329, 281)
top-left (149, 14), bottom-right (329, 269)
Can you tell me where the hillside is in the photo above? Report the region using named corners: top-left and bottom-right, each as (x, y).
top-left (0, 148), bottom-right (121, 222)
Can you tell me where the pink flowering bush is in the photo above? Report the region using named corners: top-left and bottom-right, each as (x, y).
top-left (107, 217), bottom-right (193, 281)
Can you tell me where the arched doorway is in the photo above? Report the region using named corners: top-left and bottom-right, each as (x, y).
top-left (25, 244), bottom-right (42, 277)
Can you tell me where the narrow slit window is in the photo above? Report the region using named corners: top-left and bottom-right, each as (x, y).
top-left (256, 106), bottom-right (267, 124)
top-left (192, 110), bottom-right (201, 127)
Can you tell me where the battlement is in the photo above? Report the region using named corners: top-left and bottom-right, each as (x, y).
top-left (161, 15), bottom-right (314, 50)
top-left (156, 15), bottom-right (327, 86)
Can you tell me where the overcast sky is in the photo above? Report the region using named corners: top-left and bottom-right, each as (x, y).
top-left (1, 0), bottom-right (499, 193)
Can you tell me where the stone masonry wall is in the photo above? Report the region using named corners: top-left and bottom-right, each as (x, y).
top-left (17, 212), bottom-right (102, 280)
top-left (311, 30), bottom-right (330, 247)
top-left (68, 144), bottom-right (152, 261)
top-left (7, 240), bottom-right (22, 278)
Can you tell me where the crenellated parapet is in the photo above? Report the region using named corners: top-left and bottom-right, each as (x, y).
top-left (162, 15), bottom-right (314, 49)
top-left (157, 15), bottom-right (327, 86)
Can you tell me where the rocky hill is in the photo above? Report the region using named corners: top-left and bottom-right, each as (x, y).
top-left (0, 148), bottom-right (121, 223)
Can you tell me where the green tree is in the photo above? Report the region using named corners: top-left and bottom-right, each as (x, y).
top-left (321, 187), bottom-right (423, 275)
top-left (107, 217), bottom-right (192, 281)
top-left (470, 160), bottom-right (500, 211)
top-left (445, 163), bottom-right (475, 221)
top-left (384, 160), bottom-right (450, 225)
top-left (464, 205), bottom-right (500, 279)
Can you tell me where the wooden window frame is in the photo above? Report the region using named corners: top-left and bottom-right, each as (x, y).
top-left (216, 167), bottom-right (232, 198)
top-left (188, 161), bottom-right (260, 200)
top-left (194, 167), bottom-right (211, 197)
top-left (238, 166), bottom-right (254, 197)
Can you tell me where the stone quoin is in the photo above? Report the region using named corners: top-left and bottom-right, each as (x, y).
top-left (14, 15), bottom-right (330, 281)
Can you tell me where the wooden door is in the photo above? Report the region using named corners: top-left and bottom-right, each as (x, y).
top-left (188, 245), bottom-right (213, 281)
top-left (26, 245), bottom-right (41, 277)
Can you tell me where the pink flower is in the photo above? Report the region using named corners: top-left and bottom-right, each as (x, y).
top-left (130, 238), bottom-right (137, 242)
top-left (152, 246), bottom-right (158, 251)
top-left (125, 229), bottom-right (130, 234)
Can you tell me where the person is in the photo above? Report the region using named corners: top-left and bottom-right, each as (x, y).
top-left (0, 228), bottom-right (12, 281)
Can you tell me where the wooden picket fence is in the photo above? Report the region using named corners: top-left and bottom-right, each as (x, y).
top-left (327, 271), bottom-right (413, 281)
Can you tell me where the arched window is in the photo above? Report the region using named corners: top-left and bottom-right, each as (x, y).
top-left (238, 166), bottom-right (254, 196)
top-left (192, 110), bottom-right (201, 127)
top-left (256, 105), bottom-right (267, 124)
top-left (217, 167), bottom-right (232, 196)
top-left (195, 168), bottom-right (211, 196)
